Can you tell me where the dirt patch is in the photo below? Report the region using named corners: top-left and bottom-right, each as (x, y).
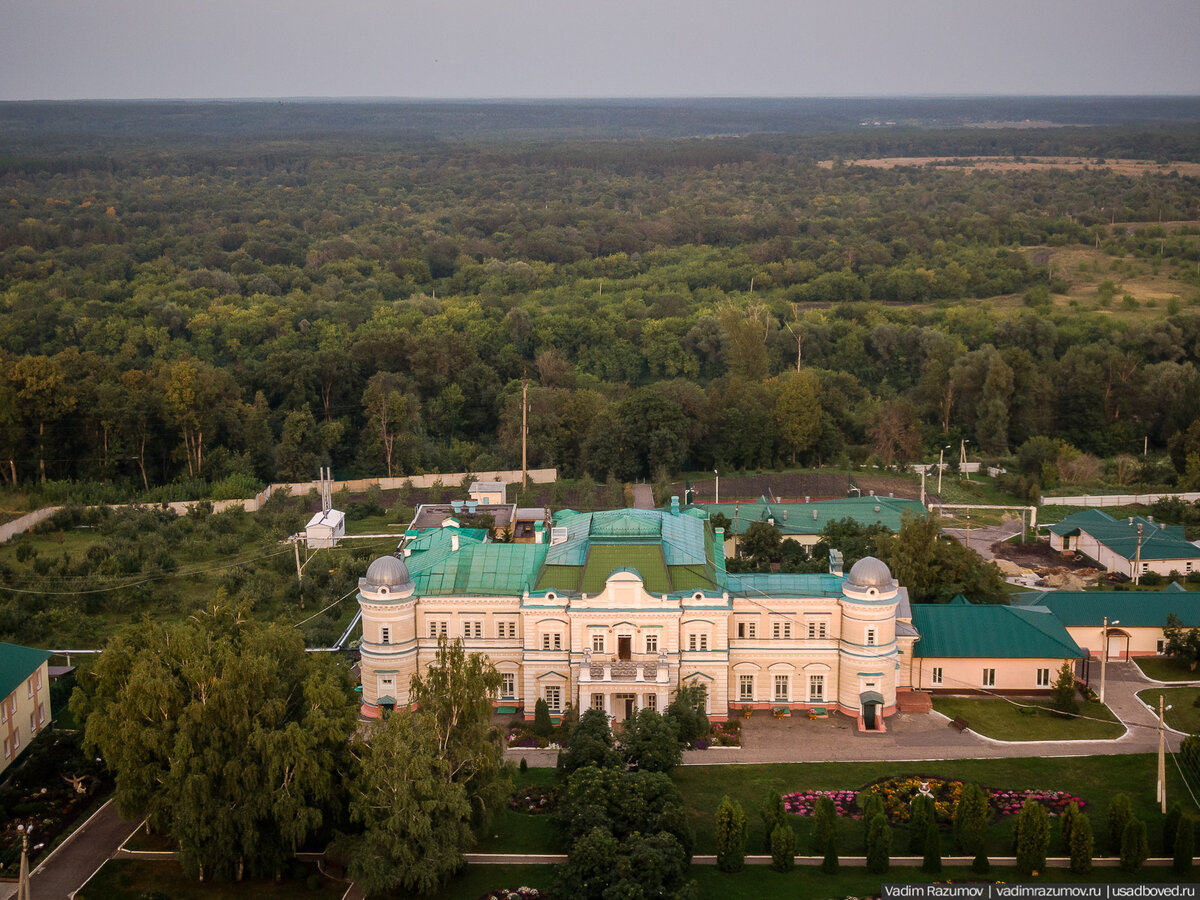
top-left (993, 539), bottom-right (1104, 585)
top-left (817, 157), bottom-right (1200, 177)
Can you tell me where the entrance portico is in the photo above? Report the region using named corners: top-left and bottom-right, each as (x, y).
top-left (578, 649), bottom-right (674, 722)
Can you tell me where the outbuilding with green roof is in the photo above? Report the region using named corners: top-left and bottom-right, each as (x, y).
top-left (1, 641), bottom-right (53, 774)
top-left (1049, 509), bottom-right (1200, 579)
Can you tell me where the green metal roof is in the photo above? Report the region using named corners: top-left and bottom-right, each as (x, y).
top-left (406, 537), bottom-right (547, 596)
top-left (911, 597), bottom-right (1085, 659)
top-left (0, 642), bottom-right (51, 699)
top-left (579, 545), bottom-right (672, 594)
top-left (694, 495), bottom-right (926, 537)
top-left (1013, 583), bottom-right (1200, 628)
top-left (1048, 510), bottom-right (1199, 562)
top-left (402, 527), bottom-right (487, 553)
top-left (724, 573), bottom-right (846, 599)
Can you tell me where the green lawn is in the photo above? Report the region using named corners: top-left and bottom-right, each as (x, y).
top-left (1136, 657), bottom-right (1200, 682)
top-left (1137, 686), bottom-right (1200, 734)
top-left (77, 860), bottom-right (344, 900)
top-left (931, 697), bottom-right (1124, 741)
top-left (475, 767), bottom-right (559, 854)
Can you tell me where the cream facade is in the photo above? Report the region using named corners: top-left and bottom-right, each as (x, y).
top-left (357, 507), bottom-right (915, 729)
top-left (0, 644), bottom-right (52, 775)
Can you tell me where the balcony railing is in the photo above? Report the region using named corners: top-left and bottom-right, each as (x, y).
top-left (578, 651), bottom-right (670, 684)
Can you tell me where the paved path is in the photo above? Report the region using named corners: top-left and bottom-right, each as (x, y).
top-left (941, 523), bottom-right (1022, 560)
top-left (630, 484), bottom-right (654, 509)
top-left (0, 800), bottom-right (142, 900)
top-left (506, 661), bottom-right (1179, 768)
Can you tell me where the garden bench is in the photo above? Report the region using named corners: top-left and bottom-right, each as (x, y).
top-left (948, 716), bottom-right (969, 733)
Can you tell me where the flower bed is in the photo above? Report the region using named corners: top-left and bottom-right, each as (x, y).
top-left (780, 775), bottom-right (1086, 825)
top-left (707, 719), bottom-right (741, 747)
top-left (508, 784), bottom-right (557, 815)
top-left (476, 889), bottom-right (542, 900)
top-left (506, 723), bottom-right (549, 749)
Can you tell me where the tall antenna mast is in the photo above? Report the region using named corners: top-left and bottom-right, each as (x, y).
top-left (521, 373), bottom-right (529, 491)
top-left (320, 467), bottom-right (332, 513)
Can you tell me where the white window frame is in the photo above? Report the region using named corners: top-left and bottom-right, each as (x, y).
top-left (1036, 668), bottom-right (1051, 687)
top-left (501, 673), bottom-right (515, 698)
top-left (592, 693), bottom-right (605, 711)
top-left (773, 621), bottom-right (792, 640)
top-left (646, 693), bottom-right (657, 711)
top-left (774, 675), bottom-right (789, 702)
top-left (739, 674), bottom-right (754, 701)
top-left (592, 633), bottom-right (605, 653)
top-left (698, 633), bottom-right (708, 651)
top-left (809, 674), bottom-right (824, 702)
top-left (645, 633), bottom-right (658, 653)
top-left (982, 668), bottom-right (996, 688)
top-left (1158, 640), bottom-right (1167, 655)
top-left (688, 634), bottom-right (697, 652)
top-left (544, 685), bottom-right (562, 712)
top-left (931, 667), bottom-right (943, 686)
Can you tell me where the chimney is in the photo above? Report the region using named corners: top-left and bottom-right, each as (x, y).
top-left (670, 495), bottom-right (680, 515)
top-left (812, 509), bottom-right (818, 520)
top-left (805, 495), bottom-right (810, 503)
top-left (1147, 516), bottom-right (1154, 524)
top-left (535, 520), bottom-right (545, 543)
top-left (451, 532), bottom-right (460, 552)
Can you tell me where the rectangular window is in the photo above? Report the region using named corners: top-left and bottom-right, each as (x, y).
top-left (592, 633), bottom-right (605, 653)
top-left (699, 634), bottom-right (708, 651)
top-left (380, 626), bottom-right (390, 644)
top-left (809, 674), bottom-right (824, 701)
top-left (1036, 668), bottom-right (1050, 687)
top-left (931, 667), bottom-right (943, 686)
top-left (1158, 640), bottom-right (1167, 654)
top-left (774, 675), bottom-right (789, 702)
top-left (774, 621), bottom-right (791, 639)
top-left (689, 634), bottom-right (697, 652)
top-left (2, 737), bottom-right (8, 759)
top-left (545, 686), bottom-right (561, 711)
top-left (818, 622), bottom-right (827, 639)
top-left (553, 633), bottom-right (562, 650)
top-left (13, 729), bottom-right (18, 749)
top-left (592, 693), bottom-right (605, 711)
top-left (501, 673), bottom-right (515, 698)
top-left (27, 679), bottom-right (32, 698)
top-left (646, 693), bottom-right (657, 711)
top-left (35, 670), bottom-right (41, 690)
top-left (739, 674), bottom-right (754, 701)
top-left (737, 621), bottom-right (757, 639)
top-left (29, 712), bottom-right (34, 731)
top-left (866, 628), bottom-right (877, 646)
top-left (807, 622), bottom-right (816, 639)
top-left (37, 703), bottom-right (43, 724)
top-left (982, 668), bottom-right (996, 688)
top-left (542, 634), bottom-right (551, 651)
top-left (1, 702), bottom-right (6, 723)
top-left (738, 622), bottom-right (746, 639)
top-left (645, 633), bottom-right (658, 653)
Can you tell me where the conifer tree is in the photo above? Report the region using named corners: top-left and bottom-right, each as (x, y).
top-left (1120, 818), bottom-right (1149, 873)
top-left (922, 818), bottom-right (942, 874)
top-left (1015, 799), bottom-right (1050, 877)
top-left (1173, 815), bottom-right (1194, 875)
top-left (716, 795), bottom-right (748, 873)
top-left (1069, 812), bottom-right (1094, 875)
top-left (770, 822), bottom-right (796, 873)
top-left (1107, 793), bottom-right (1133, 855)
top-left (866, 813), bottom-right (892, 875)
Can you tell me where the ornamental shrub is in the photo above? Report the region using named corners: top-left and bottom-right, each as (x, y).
top-left (715, 795), bottom-right (747, 873)
top-left (909, 795), bottom-right (934, 855)
top-left (1051, 661), bottom-right (1080, 715)
top-left (1165, 803), bottom-right (1183, 856)
top-left (1120, 818), bottom-right (1149, 873)
top-left (533, 698), bottom-right (553, 738)
top-left (1173, 815), bottom-right (1194, 874)
top-left (1107, 793), bottom-right (1133, 855)
top-left (866, 813), bottom-right (891, 875)
top-left (1015, 799), bottom-right (1050, 877)
top-left (922, 819), bottom-right (942, 874)
top-left (820, 826), bottom-right (839, 874)
top-left (770, 822), bottom-right (796, 873)
top-left (972, 849), bottom-right (990, 874)
top-left (862, 793), bottom-right (885, 842)
top-left (1069, 812), bottom-right (1094, 875)
top-left (953, 783), bottom-right (989, 854)
top-left (810, 795), bottom-right (836, 855)
top-left (1060, 800), bottom-right (1080, 854)
top-left (761, 792), bottom-right (787, 852)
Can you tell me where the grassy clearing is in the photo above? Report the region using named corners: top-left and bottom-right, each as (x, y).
top-left (1136, 657), bottom-right (1200, 682)
top-left (931, 697), bottom-right (1124, 741)
top-left (77, 860), bottom-right (344, 900)
top-left (1137, 686), bottom-right (1200, 734)
top-left (475, 767), bottom-right (559, 855)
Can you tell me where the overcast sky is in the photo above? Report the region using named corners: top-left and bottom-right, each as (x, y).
top-left (3, 0), bottom-right (1198, 101)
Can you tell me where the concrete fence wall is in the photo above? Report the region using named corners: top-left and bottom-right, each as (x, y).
top-left (1040, 491), bottom-right (1200, 507)
top-left (0, 469), bottom-right (559, 543)
top-left (911, 462), bottom-right (1006, 477)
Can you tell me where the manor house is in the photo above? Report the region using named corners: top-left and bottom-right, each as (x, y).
top-left (357, 502), bottom-right (919, 730)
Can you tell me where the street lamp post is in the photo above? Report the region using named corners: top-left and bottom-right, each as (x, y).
top-left (1134, 522), bottom-right (1144, 586)
top-left (16, 822), bottom-right (32, 900)
top-left (713, 470), bottom-right (719, 505)
top-left (1158, 695), bottom-right (1171, 813)
top-left (1099, 617), bottom-right (1120, 705)
top-left (937, 445), bottom-right (951, 495)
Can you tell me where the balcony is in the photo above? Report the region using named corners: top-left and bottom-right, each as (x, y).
top-left (578, 651), bottom-right (670, 684)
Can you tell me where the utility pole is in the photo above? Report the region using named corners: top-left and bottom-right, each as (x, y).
top-left (1134, 522), bottom-right (1144, 585)
top-left (16, 823), bottom-right (31, 900)
top-left (521, 372), bottom-right (528, 492)
top-left (1158, 694), bottom-right (1167, 813)
top-left (732, 504), bottom-right (739, 556)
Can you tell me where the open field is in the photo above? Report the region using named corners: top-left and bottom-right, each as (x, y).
top-left (820, 157), bottom-right (1200, 177)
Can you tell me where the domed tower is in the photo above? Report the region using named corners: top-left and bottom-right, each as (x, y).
top-left (358, 554), bottom-right (418, 718)
top-left (836, 556), bottom-right (900, 730)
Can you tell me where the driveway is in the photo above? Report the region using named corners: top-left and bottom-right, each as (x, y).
top-left (942, 523), bottom-right (1022, 560)
top-left (505, 661), bottom-right (1177, 767)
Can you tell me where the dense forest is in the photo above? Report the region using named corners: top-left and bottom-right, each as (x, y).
top-left (1, 100), bottom-right (1200, 501)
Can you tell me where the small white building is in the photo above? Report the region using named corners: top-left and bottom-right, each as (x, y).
top-left (305, 509), bottom-right (346, 549)
top-left (468, 481), bottom-right (507, 506)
